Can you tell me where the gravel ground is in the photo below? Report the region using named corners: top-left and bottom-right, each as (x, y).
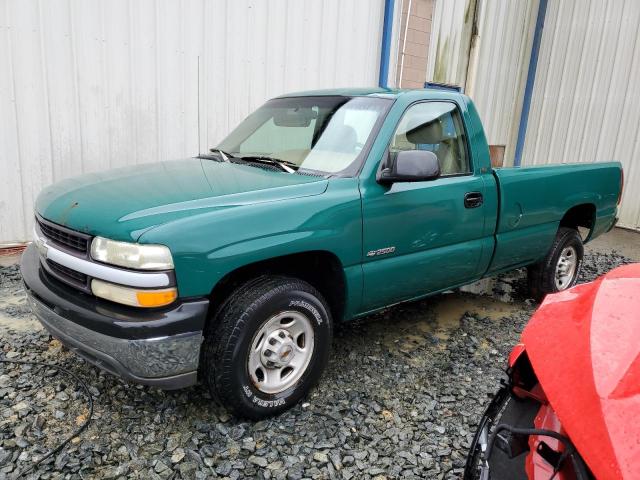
top-left (0, 251), bottom-right (632, 480)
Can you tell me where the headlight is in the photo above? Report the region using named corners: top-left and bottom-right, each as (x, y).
top-left (91, 279), bottom-right (177, 308)
top-left (90, 237), bottom-right (173, 270)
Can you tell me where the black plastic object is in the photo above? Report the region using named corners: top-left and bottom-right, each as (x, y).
top-left (378, 150), bottom-right (440, 184)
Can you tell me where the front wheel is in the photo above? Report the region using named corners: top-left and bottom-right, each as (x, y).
top-left (527, 227), bottom-right (584, 300)
top-left (202, 276), bottom-right (332, 419)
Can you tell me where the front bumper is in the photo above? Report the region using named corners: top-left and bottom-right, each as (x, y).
top-left (21, 244), bottom-right (209, 389)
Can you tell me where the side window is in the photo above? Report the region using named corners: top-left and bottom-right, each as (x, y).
top-left (390, 102), bottom-right (470, 175)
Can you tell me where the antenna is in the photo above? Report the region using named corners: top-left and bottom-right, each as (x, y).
top-left (197, 55), bottom-right (201, 156)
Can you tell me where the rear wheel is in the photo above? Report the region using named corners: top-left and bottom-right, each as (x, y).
top-left (202, 276), bottom-right (332, 419)
top-left (527, 227), bottom-right (584, 300)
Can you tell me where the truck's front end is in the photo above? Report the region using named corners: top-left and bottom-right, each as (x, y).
top-left (20, 89), bottom-right (396, 418)
top-left (20, 150), bottom-right (332, 390)
top-left (22, 212), bottom-right (209, 389)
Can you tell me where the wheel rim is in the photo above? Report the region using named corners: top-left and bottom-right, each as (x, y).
top-left (555, 246), bottom-right (578, 290)
top-left (247, 311), bottom-right (315, 394)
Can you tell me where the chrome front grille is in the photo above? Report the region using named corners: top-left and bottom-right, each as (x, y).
top-left (33, 217), bottom-right (173, 296)
top-left (37, 217), bottom-right (90, 254)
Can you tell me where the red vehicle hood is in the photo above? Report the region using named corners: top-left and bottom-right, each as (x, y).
top-left (521, 263), bottom-right (640, 479)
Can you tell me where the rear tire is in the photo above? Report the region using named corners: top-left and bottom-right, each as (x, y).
top-left (527, 227), bottom-right (583, 300)
top-left (202, 276), bottom-right (332, 419)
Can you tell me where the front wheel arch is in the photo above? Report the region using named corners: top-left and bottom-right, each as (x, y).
top-left (204, 251), bottom-right (346, 334)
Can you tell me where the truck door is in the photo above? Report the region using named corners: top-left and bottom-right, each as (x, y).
top-left (360, 101), bottom-right (487, 311)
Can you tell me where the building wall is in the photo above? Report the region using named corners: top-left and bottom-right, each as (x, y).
top-left (0, 0), bottom-right (385, 244)
top-left (521, 0), bottom-right (640, 230)
top-left (465, 0), bottom-right (538, 164)
top-left (426, 0), bottom-right (538, 164)
top-left (395, 0), bottom-right (433, 88)
top-left (425, 0), bottom-right (475, 87)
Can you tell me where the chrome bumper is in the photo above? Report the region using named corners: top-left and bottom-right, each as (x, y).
top-left (26, 289), bottom-right (202, 389)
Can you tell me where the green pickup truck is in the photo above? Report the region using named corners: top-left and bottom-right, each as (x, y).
top-left (22, 87), bottom-right (622, 418)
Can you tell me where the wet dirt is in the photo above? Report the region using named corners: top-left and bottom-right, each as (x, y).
top-left (378, 269), bottom-right (527, 360)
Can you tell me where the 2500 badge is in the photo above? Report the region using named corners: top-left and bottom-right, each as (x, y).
top-left (366, 246), bottom-right (396, 257)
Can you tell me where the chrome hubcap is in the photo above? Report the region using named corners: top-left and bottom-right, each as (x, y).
top-left (555, 246), bottom-right (578, 290)
top-left (248, 311), bottom-right (314, 394)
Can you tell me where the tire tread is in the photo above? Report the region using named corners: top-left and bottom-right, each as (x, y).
top-left (528, 227), bottom-right (583, 300)
top-left (202, 275), bottom-right (331, 419)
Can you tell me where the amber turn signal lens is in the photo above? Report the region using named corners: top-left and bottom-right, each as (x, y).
top-left (136, 289), bottom-right (178, 307)
top-left (91, 279), bottom-right (177, 308)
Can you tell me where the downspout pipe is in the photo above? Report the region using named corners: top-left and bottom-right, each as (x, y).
top-left (514, 0), bottom-right (549, 166)
top-left (379, 0), bottom-right (395, 88)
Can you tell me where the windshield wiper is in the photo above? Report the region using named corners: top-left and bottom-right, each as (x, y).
top-left (237, 155), bottom-right (299, 173)
top-left (208, 148), bottom-right (234, 162)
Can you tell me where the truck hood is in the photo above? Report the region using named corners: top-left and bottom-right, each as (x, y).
top-left (36, 158), bottom-right (328, 241)
top-left (521, 263), bottom-right (640, 479)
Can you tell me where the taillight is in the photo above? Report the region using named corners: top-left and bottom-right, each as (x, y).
top-left (618, 167), bottom-right (624, 205)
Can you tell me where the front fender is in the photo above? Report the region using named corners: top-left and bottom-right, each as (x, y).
top-left (139, 178), bottom-right (363, 299)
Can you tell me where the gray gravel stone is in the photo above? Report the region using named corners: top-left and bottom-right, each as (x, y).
top-left (171, 447), bottom-right (186, 463)
top-left (312, 451), bottom-right (328, 464)
top-left (249, 455), bottom-right (269, 467)
top-left (154, 460), bottom-right (169, 473)
top-left (0, 252), bottom-right (631, 478)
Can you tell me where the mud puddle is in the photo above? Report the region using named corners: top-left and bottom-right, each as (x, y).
top-left (379, 271), bottom-right (529, 359)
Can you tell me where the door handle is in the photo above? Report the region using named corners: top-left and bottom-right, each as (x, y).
top-left (464, 191), bottom-right (483, 208)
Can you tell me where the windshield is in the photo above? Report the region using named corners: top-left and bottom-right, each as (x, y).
top-left (217, 96), bottom-right (392, 174)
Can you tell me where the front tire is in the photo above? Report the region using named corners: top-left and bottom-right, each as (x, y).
top-left (202, 276), bottom-right (332, 419)
top-left (527, 227), bottom-right (584, 300)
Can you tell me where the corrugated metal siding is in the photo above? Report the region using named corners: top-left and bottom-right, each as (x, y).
top-left (427, 0), bottom-right (537, 159)
top-left (426, 0), bottom-right (474, 86)
top-left (522, 0), bottom-right (640, 230)
top-left (0, 0), bottom-right (385, 244)
top-left (465, 0), bottom-right (537, 160)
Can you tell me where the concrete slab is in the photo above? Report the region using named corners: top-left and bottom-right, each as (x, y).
top-left (0, 247), bottom-right (25, 267)
top-left (585, 227), bottom-right (640, 261)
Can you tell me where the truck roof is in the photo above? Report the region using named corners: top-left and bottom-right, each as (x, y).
top-left (277, 87), bottom-right (462, 100)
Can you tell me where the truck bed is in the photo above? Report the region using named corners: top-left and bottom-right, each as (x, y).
top-left (487, 162), bottom-right (621, 274)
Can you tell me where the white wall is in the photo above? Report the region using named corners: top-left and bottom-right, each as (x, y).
top-left (425, 0), bottom-right (474, 87)
top-left (426, 0), bottom-right (538, 161)
top-left (0, 0), bottom-right (386, 244)
top-left (521, 0), bottom-right (640, 230)
top-left (465, 0), bottom-right (538, 162)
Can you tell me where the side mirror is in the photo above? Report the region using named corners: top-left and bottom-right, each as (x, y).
top-left (377, 150), bottom-right (440, 184)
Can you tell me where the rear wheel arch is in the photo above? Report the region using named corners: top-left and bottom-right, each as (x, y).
top-left (559, 203), bottom-right (596, 240)
top-left (205, 250), bottom-right (347, 333)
